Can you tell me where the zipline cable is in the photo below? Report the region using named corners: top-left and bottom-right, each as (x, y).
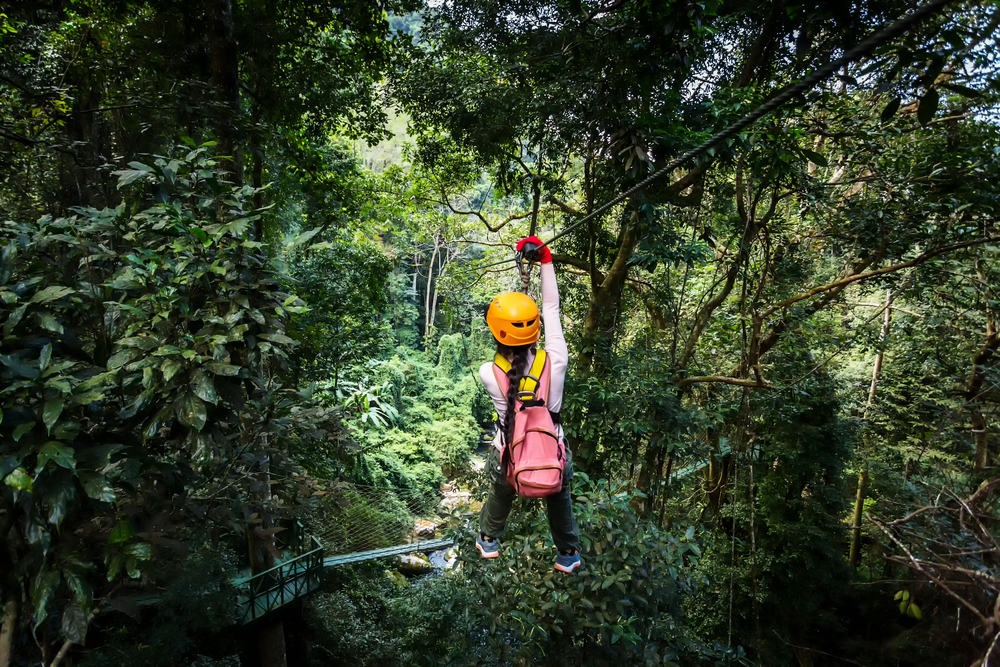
top-left (454, 0), bottom-right (960, 276)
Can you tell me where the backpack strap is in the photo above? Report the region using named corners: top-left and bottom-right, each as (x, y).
top-left (492, 351), bottom-right (549, 402)
top-left (518, 350), bottom-right (547, 402)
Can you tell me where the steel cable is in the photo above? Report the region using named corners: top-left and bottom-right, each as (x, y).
top-left (453, 0), bottom-right (960, 277)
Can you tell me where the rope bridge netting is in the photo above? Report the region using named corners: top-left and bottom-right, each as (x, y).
top-left (282, 473), bottom-right (471, 561)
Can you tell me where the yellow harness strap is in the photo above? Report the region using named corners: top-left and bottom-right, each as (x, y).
top-left (493, 350), bottom-right (547, 402)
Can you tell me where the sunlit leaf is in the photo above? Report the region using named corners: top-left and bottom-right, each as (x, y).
top-left (30, 285), bottom-right (75, 303)
top-left (79, 471), bottom-right (116, 503)
top-left (176, 391), bottom-right (208, 431)
top-left (4, 467), bottom-right (32, 491)
top-left (205, 362), bottom-right (240, 376)
top-left (190, 369), bottom-right (218, 404)
top-left (37, 441), bottom-right (76, 472)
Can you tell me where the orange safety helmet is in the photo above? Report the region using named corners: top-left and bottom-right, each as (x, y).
top-left (486, 292), bottom-right (540, 345)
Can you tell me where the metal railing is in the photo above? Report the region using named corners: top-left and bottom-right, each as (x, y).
top-left (235, 522), bottom-right (324, 624)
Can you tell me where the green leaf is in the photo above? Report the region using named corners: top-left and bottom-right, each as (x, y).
top-left (114, 169), bottom-right (148, 188)
top-left (917, 88), bottom-right (939, 125)
top-left (109, 521), bottom-right (134, 545)
top-left (3, 303), bottom-right (27, 336)
top-left (4, 467), bottom-right (32, 491)
top-left (63, 570), bottom-right (93, 610)
top-left (127, 161), bottom-right (155, 173)
top-left (42, 398), bottom-right (64, 433)
top-left (205, 362), bottom-right (240, 376)
top-left (107, 348), bottom-right (140, 370)
top-left (39, 343), bottom-right (52, 371)
top-left (47, 477), bottom-right (75, 527)
top-left (36, 311), bottom-right (63, 334)
top-left (161, 358), bottom-right (183, 382)
top-left (31, 570), bottom-right (60, 628)
top-left (79, 471), bottom-right (116, 503)
top-left (909, 602), bottom-right (922, 620)
top-left (258, 333), bottom-right (297, 346)
top-left (287, 227), bottom-right (322, 248)
top-left (880, 97), bottom-right (901, 124)
top-left (1, 353), bottom-right (39, 379)
top-left (118, 336), bottom-right (160, 351)
top-left (30, 286), bottom-right (75, 304)
top-left (0, 243), bottom-right (16, 286)
top-left (12, 421), bottom-right (35, 442)
top-left (125, 543), bottom-right (152, 560)
top-left (176, 391), bottom-right (208, 431)
top-left (61, 603), bottom-right (88, 644)
top-left (190, 369), bottom-right (217, 404)
top-left (941, 82), bottom-right (981, 98)
top-left (801, 149), bottom-right (828, 168)
top-left (37, 441), bottom-right (76, 472)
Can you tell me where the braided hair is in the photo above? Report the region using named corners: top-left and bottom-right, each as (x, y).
top-left (497, 342), bottom-right (532, 445)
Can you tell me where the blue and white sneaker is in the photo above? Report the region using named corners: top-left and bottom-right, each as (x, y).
top-left (554, 550), bottom-right (581, 573)
top-left (476, 534), bottom-right (499, 559)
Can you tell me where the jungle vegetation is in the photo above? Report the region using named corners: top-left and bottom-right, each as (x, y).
top-left (0, 0), bottom-right (999, 666)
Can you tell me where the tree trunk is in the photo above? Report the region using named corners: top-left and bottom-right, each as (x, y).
top-left (0, 588), bottom-right (18, 667)
top-left (579, 208), bottom-right (641, 370)
top-left (205, 0), bottom-right (243, 185)
top-left (247, 450), bottom-right (285, 667)
top-left (528, 177), bottom-right (541, 237)
top-left (848, 468), bottom-right (868, 568)
top-left (257, 619), bottom-right (287, 667)
top-left (970, 257), bottom-right (998, 471)
top-left (851, 290), bottom-right (893, 567)
top-left (423, 238), bottom-right (439, 350)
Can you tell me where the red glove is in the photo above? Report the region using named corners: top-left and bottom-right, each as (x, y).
top-left (516, 236), bottom-right (552, 264)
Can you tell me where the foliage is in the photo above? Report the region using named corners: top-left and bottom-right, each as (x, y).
top-left (454, 476), bottom-right (742, 667)
top-left (78, 544), bottom-right (241, 667)
top-left (0, 146), bottom-right (325, 660)
top-left (307, 564), bottom-right (470, 667)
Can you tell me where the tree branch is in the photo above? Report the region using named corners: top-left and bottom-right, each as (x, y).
top-left (870, 517), bottom-right (994, 631)
top-left (762, 235), bottom-right (1000, 320)
top-left (676, 375), bottom-right (774, 389)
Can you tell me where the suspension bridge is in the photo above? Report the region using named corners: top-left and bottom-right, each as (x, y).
top-left (233, 479), bottom-right (464, 624)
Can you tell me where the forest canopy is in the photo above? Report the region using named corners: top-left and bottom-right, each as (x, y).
top-left (1, 0), bottom-right (999, 666)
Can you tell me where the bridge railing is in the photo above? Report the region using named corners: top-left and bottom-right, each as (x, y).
top-left (235, 522), bottom-right (324, 624)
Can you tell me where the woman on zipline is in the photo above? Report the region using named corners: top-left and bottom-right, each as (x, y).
top-left (476, 236), bottom-right (582, 573)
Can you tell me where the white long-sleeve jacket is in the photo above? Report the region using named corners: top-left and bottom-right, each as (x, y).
top-left (479, 263), bottom-right (567, 452)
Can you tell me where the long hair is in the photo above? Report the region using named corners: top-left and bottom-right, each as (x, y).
top-left (497, 341), bottom-right (532, 445)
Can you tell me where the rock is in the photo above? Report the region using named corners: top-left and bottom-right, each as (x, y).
top-left (385, 569), bottom-right (409, 587)
top-left (428, 547), bottom-right (458, 570)
top-left (414, 519), bottom-right (438, 538)
top-left (396, 553), bottom-right (434, 576)
top-left (439, 490), bottom-right (472, 513)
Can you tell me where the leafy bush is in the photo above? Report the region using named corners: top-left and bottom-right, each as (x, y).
top-left (452, 476), bottom-right (739, 666)
top-left (307, 564), bottom-right (470, 667)
top-left (0, 145), bottom-right (323, 660)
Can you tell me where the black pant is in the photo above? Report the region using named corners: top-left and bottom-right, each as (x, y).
top-left (478, 445), bottom-right (581, 553)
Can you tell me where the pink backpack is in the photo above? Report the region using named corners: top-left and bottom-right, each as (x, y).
top-left (493, 350), bottom-right (566, 498)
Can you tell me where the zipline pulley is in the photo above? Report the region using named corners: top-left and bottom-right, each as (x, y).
top-left (514, 240), bottom-right (541, 293)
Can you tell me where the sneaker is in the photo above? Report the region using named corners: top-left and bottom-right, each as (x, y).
top-left (554, 550), bottom-right (581, 573)
top-left (476, 533), bottom-right (499, 559)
